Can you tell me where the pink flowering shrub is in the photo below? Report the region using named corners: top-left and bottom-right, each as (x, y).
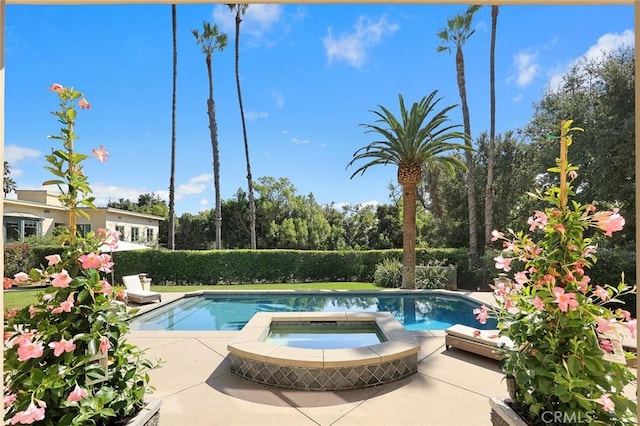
top-left (4, 84), bottom-right (159, 425)
top-left (478, 121), bottom-right (636, 425)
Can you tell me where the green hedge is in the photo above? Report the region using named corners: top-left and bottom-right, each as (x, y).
top-left (4, 245), bottom-right (635, 297)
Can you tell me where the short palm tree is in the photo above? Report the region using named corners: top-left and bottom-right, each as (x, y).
top-left (192, 21), bottom-right (228, 249)
top-left (348, 91), bottom-right (468, 288)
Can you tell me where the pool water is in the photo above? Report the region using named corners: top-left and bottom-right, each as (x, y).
top-left (266, 321), bottom-right (385, 349)
top-left (129, 292), bottom-right (496, 332)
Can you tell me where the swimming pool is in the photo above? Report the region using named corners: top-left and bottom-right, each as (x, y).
top-left (129, 291), bottom-right (496, 332)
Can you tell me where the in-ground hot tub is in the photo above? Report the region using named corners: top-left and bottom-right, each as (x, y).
top-left (227, 312), bottom-right (420, 391)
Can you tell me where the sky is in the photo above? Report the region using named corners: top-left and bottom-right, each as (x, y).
top-left (4, 3), bottom-right (635, 216)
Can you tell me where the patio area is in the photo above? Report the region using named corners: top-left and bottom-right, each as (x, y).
top-left (125, 292), bottom-right (636, 426)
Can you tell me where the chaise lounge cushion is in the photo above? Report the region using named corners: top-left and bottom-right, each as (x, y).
top-left (445, 324), bottom-right (514, 361)
top-left (122, 275), bottom-right (162, 305)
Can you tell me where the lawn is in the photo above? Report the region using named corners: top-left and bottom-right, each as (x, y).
top-left (4, 282), bottom-right (379, 309)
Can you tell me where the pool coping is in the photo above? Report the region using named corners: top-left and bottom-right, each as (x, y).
top-left (227, 311), bottom-right (420, 368)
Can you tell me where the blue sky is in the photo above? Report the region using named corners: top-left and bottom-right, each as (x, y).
top-left (4, 4), bottom-right (634, 216)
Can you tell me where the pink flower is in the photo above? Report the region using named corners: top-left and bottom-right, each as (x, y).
top-left (597, 393), bottom-right (615, 413)
top-left (48, 338), bottom-right (76, 357)
top-left (92, 145), bottom-right (109, 162)
top-left (494, 255), bottom-right (512, 272)
top-left (616, 309), bottom-right (631, 321)
top-left (4, 394), bottom-right (17, 408)
top-left (13, 272), bottom-right (29, 283)
top-left (49, 83), bottom-right (63, 93)
top-left (99, 336), bottom-right (111, 354)
top-left (527, 210), bottom-right (548, 231)
top-left (44, 254), bottom-right (61, 266)
top-left (514, 271), bottom-right (528, 285)
top-left (66, 384), bottom-right (88, 403)
top-left (97, 280), bottom-right (113, 295)
top-left (577, 276), bottom-right (591, 294)
top-left (532, 296), bottom-right (545, 310)
top-left (78, 253), bottom-right (101, 270)
top-left (473, 305), bottom-right (489, 325)
top-left (10, 401), bottom-right (46, 424)
top-left (17, 340), bottom-right (44, 361)
top-left (553, 287), bottom-right (578, 312)
top-left (592, 208), bottom-right (625, 237)
top-left (28, 305), bottom-right (38, 318)
top-left (51, 270), bottom-right (72, 288)
top-left (543, 274), bottom-right (556, 286)
top-left (599, 339), bottom-right (614, 353)
top-left (78, 98), bottom-right (91, 110)
top-left (624, 319), bottom-right (637, 339)
top-left (595, 316), bottom-right (613, 333)
top-left (490, 230), bottom-right (504, 242)
top-left (6, 307), bottom-right (18, 318)
top-left (593, 285), bottom-right (609, 302)
top-left (568, 170), bottom-right (578, 180)
top-left (51, 293), bottom-right (75, 314)
top-left (98, 254), bottom-right (114, 273)
top-left (4, 277), bottom-right (13, 289)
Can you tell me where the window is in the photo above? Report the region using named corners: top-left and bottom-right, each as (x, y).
top-left (115, 225), bottom-right (125, 240)
top-left (3, 217), bottom-right (42, 242)
top-left (131, 227), bottom-right (140, 242)
top-left (76, 224), bottom-right (91, 238)
top-left (146, 228), bottom-right (154, 241)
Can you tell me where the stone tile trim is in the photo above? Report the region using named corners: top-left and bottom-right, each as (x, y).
top-left (228, 352), bottom-right (417, 391)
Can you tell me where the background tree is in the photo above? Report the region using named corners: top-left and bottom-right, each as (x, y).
top-left (348, 91), bottom-right (468, 288)
top-left (192, 21), bottom-right (228, 249)
top-left (168, 4), bottom-right (178, 250)
top-left (436, 4), bottom-right (481, 262)
top-left (523, 46), bottom-right (635, 247)
top-left (3, 161), bottom-right (17, 196)
top-left (227, 3), bottom-right (257, 250)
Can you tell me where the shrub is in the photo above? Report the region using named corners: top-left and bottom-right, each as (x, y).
top-left (373, 258), bottom-right (403, 288)
top-left (4, 243), bottom-right (34, 280)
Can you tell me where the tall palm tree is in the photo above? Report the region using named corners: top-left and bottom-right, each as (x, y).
top-left (484, 5), bottom-right (499, 248)
top-left (348, 91), bottom-right (468, 289)
top-left (436, 4), bottom-right (481, 262)
top-left (227, 3), bottom-right (257, 249)
top-left (168, 4), bottom-right (177, 251)
top-left (192, 21), bottom-right (228, 250)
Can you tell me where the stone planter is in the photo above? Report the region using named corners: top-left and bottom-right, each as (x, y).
top-left (124, 398), bottom-right (162, 426)
top-left (489, 397), bottom-right (528, 426)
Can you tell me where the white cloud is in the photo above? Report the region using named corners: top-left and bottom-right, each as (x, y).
top-left (271, 91), bottom-right (284, 108)
top-left (548, 29), bottom-right (634, 92)
top-left (177, 174), bottom-right (212, 198)
top-left (292, 138), bottom-right (310, 145)
top-left (508, 51), bottom-right (539, 87)
top-left (213, 4), bottom-right (282, 42)
top-left (245, 111), bottom-right (269, 120)
top-left (512, 93), bottom-right (523, 103)
top-left (198, 198), bottom-right (210, 211)
top-left (5, 144), bottom-right (41, 163)
top-left (323, 16), bottom-right (399, 69)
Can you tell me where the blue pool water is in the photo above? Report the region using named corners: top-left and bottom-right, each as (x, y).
top-left (129, 292), bottom-right (496, 332)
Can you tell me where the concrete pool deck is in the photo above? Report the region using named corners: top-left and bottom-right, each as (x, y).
top-left (125, 292), bottom-right (637, 426)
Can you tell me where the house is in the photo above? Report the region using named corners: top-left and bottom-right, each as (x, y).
top-left (3, 190), bottom-right (164, 246)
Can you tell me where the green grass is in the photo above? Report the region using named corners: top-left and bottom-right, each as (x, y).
top-left (4, 282), bottom-right (379, 309)
top-left (153, 282), bottom-right (379, 293)
top-left (4, 289), bottom-right (42, 309)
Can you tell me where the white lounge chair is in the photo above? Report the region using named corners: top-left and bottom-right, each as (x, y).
top-left (445, 324), bottom-right (514, 361)
top-left (122, 275), bottom-right (162, 305)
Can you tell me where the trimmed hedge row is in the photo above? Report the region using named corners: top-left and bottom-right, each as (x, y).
top-left (5, 245), bottom-right (635, 294)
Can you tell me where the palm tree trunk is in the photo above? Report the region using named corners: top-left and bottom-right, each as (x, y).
top-left (485, 5), bottom-right (498, 248)
top-left (168, 4), bottom-right (177, 251)
top-left (401, 182), bottom-right (417, 289)
top-left (455, 45), bottom-right (478, 262)
top-left (234, 9), bottom-right (257, 249)
top-left (206, 54), bottom-right (222, 249)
